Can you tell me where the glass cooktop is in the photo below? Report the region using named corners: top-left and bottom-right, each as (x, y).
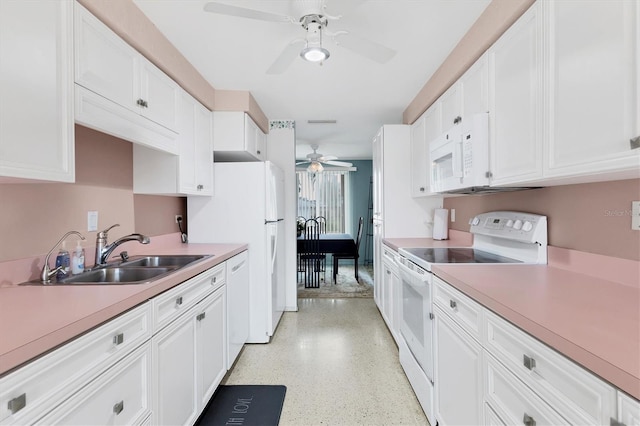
top-left (400, 247), bottom-right (521, 270)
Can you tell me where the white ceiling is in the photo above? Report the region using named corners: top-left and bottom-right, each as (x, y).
top-left (133, 0), bottom-right (491, 160)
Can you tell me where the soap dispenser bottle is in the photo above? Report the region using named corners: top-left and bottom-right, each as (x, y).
top-left (71, 240), bottom-right (85, 275)
top-left (55, 241), bottom-right (70, 280)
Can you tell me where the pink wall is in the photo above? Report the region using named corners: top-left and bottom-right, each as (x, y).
top-left (0, 126), bottom-right (186, 262)
top-left (443, 179), bottom-right (640, 261)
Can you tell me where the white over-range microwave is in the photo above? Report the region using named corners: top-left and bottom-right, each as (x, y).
top-left (429, 112), bottom-right (490, 194)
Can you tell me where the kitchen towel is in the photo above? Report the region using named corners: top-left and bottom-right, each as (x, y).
top-left (433, 208), bottom-right (449, 240)
top-left (196, 385), bottom-right (286, 426)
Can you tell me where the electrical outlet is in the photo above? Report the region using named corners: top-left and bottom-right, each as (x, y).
top-left (88, 211), bottom-right (98, 232)
top-left (450, 209), bottom-right (456, 223)
top-left (632, 201), bottom-right (640, 231)
top-left (175, 215), bottom-right (183, 224)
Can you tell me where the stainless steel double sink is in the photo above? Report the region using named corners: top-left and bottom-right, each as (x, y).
top-left (54, 255), bottom-right (213, 285)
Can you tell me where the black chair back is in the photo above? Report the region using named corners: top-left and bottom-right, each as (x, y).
top-left (355, 216), bottom-right (364, 253)
top-left (315, 216), bottom-right (327, 234)
top-left (302, 218), bottom-right (322, 288)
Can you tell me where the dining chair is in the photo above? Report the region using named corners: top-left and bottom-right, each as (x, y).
top-left (300, 218), bottom-right (323, 288)
top-left (314, 216), bottom-right (327, 272)
top-left (332, 216), bottom-right (364, 283)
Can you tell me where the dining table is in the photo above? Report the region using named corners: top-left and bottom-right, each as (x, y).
top-left (296, 233), bottom-right (357, 282)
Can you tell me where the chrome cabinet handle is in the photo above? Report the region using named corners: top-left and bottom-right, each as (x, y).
top-left (197, 184), bottom-right (204, 190)
top-left (453, 116), bottom-right (462, 124)
top-left (610, 417), bottom-right (626, 426)
top-left (523, 354), bottom-right (536, 370)
top-left (429, 312), bottom-right (434, 320)
top-left (449, 300), bottom-right (457, 309)
top-left (8, 393), bottom-right (26, 414)
top-left (196, 312), bottom-right (206, 321)
top-left (386, 270), bottom-right (391, 275)
top-left (231, 264), bottom-right (241, 272)
top-left (136, 99), bottom-right (144, 106)
top-left (630, 136), bottom-right (640, 150)
top-left (257, 150), bottom-right (261, 155)
top-left (113, 400), bottom-right (124, 415)
top-left (113, 333), bottom-right (124, 345)
top-left (523, 413), bottom-right (536, 426)
top-left (419, 187), bottom-right (425, 192)
top-left (176, 296), bottom-right (183, 306)
top-left (211, 276), bottom-right (217, 286)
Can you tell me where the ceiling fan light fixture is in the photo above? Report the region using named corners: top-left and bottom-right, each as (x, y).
top-left (307, 161), bottom-right (324, 173)
top-left (300, 46), bottom-right (330, 62)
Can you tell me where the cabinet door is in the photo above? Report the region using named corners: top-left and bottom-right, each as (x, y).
top-left (544, 0), bottom-right (640, 179)
top-left (178, 92), bottom-right (197, 194)
top-left (381, 260), bottom-right (394, 328)
top-left (75, 2), bottom-right (138, 114)
top-left (139, 57), bottom-right (179, 133)
top-left (440, 84), bottom-right (463, 131)
top-left (196, 287), bottom-right (226, 409)
top-left (434, 306), bottom-right (483, 426)
top-left (461, 53), bottom-right (489, 118)
top-left (227, 252), bottom-right (250, 369)
top-left (0, 0), bottom-right (74, 183)
top-left (410, 114), bottom-right (430, 197)
top-left (152, 309), bottom-right (198, 426)
top-left (488, 3), bottom-right (543, 185)
top-left (194, 102), bottom-right (214, 195)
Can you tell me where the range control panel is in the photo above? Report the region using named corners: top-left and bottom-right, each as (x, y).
top-left (469, 211), bottom-right (547, 245)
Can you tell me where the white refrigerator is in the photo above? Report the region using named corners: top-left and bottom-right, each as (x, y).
top-left (188, 161), bottom-right (286, 343)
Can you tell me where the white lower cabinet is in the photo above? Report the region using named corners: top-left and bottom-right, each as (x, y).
top-left (430, 276), bottom-right (632, 426)
top-left (484, 353), bottom-right (569, 426)
top-left (434, 305), bottom-right (483, 426)
top-left (0, 258), bottom-right (240, 426)
top-left (618, 392), bottom-right (640, 426)
top-left (379, 245), bottom-right (400, 341)
top-left (151, 267), bottom-right (227, 426)
top-left (36, 343), bottom-right (152, 426)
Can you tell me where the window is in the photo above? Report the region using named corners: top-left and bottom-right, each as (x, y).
top-left (297, 171), bottom-right (351, 233)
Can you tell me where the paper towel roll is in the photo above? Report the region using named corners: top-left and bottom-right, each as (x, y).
top-left (433, 209), bottom-right (449, 240)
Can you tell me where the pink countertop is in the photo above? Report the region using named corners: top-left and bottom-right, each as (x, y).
top-left (433, 263), bottom-right (640, 400)
top-left (0, 239), bottom-right (247, 376)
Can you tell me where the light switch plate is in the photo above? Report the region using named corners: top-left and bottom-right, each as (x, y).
top-left (451, 209), bottom-right (456, 223)
top-left (88, 211), bottom-right (98, 232)
top-left (632, 201), bottom-right (640, 231)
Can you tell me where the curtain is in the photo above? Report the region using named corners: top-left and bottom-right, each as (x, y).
top-left (296, 171), bottom-right (349, 233)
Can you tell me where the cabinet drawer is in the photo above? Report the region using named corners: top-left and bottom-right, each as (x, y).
top-left (433, 276), bottom-right (483, 341)
top-left (36, 343), bottom-right (152, 425)
top-left (485, 353), bottom-right (569, 426)
top-left (484, 310), bottom-right (616, 425)
top-left (617, 391), bottom-right (640, 426)
top-left (153, 263), bottom-right (225, 333)
top-left (0, 302), bottom-right (152, 425)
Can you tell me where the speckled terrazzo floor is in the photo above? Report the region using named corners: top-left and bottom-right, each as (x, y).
top-left (222, 298), bottom-right (429, 426)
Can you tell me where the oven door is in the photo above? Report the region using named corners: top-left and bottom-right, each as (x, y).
top-left (396, 256), bottom-right (434, 382)
top-left (430, 125), bottom-right (463, 193)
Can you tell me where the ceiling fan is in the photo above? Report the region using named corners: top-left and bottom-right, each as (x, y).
top-left (203, 0), bottom-right (396, 74)
top-left (296, 144), bottom-right (353, 172)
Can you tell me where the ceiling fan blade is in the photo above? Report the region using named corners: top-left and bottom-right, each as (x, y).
top-left (333, 32), bottom-right (396, 63)
top-left (267, 39), bottom-right (306, 75)
top-left (318, 155), bottom-right (338, 161)
top-left (323, 160), bottom-right (353, 167)
top-left (203, 2), bottom-right (293, 23)
top-left (295, 161), bottom-right (311, 165)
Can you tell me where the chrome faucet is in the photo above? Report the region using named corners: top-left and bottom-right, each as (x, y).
top-left (94, 224), bottom-right (150, 267)
top-left (41, 231), bottom-right (85, 283)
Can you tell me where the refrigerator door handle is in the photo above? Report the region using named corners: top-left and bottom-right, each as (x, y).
top-left (265, 220), bottom-right (279, 224)
top-left (270, 224), bottom-right (278, 270)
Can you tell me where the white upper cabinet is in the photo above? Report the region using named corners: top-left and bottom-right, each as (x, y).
top-left (74, 3), bottom-right (179, 154)
top-left (488, 2), bottom-right (543, 186)
top-left (133, 90), bottom-right (213, 196)
top-left (439, 83), bottom-right (463, 131)
top-left (0, 0), bottom-right (75, 183)
top-left (213, 112), bottom-right (266, 162)
top-left (543, 0), bottom-right (639, 182)
top-left (460, 53), bottom-right (489, 119)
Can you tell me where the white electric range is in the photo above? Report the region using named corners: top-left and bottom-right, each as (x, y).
top-left (395, 211), bottom-right (548, 425)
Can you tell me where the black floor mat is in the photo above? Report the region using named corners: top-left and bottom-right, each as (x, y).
top-left (196, 385), bottom-right (286, 426)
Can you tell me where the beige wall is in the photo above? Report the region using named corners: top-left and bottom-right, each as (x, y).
top-left (0, 126), bottom-right (186, 262)
top-left (443, 179), bottom-right (640, 261)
